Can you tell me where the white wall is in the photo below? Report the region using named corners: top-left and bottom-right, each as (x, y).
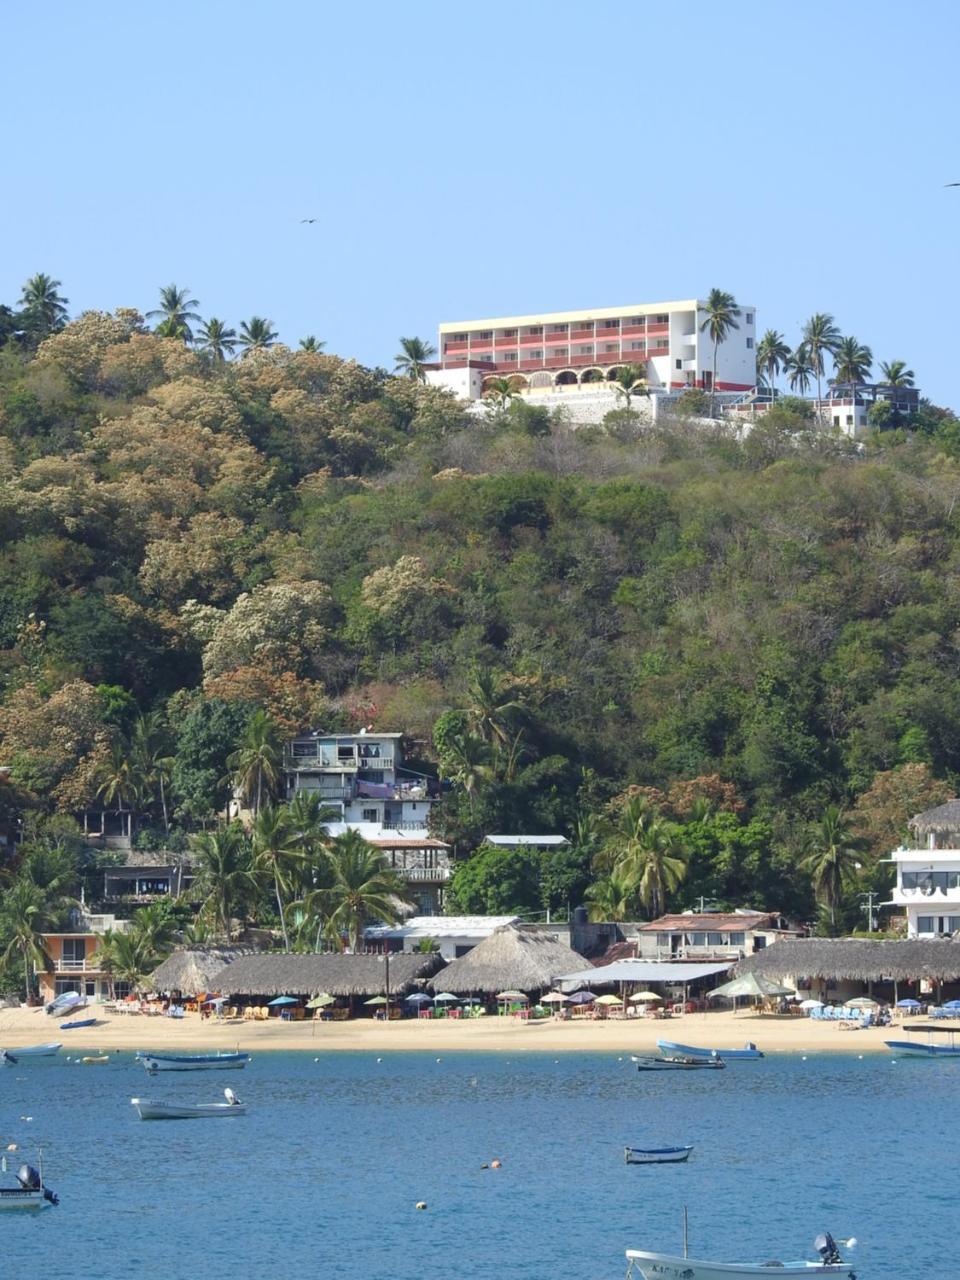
top-left (426, 366), bottom-right (485, 400)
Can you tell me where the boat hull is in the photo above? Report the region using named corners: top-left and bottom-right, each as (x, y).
top-left (61, 1018), bottom-right (97, 1030)
top-left (884, 1039), bottom-right (960, 1057)
top-left (0, 1190), bottom-right (55, 1211)
top-left (633, 1055), bottom-right (725, 1071)
top-left (657, 1039), bottom-right (764, 1060)
top-left (626, 1249), bottom-right (854, 1279)
top-left (625, 1146), bottom-right (693, 1164)
top-left (131, 1099), bottom-right (247, 1120)
top-left (137, 1052), bottom-right (249, 1073)
top-left (8, 1043), bottom-right (62, 1057)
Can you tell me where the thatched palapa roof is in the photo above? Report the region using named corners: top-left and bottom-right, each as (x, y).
top-left (211, 952), bottom-right (443, 998)
top-left (150, 948), bottom-right (253, 995)
top-left (910, 799), bottom-right (960, 836)
top-left (429, 924), bottom-right (590, 996)
top-left (737, 938), bottom-right (960, 982)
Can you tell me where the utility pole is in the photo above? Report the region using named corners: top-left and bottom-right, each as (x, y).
top-left (859, 891), bottom-right (880, 932)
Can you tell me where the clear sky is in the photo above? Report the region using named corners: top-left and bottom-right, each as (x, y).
top-left (3, 1), bottom-right (959, 404)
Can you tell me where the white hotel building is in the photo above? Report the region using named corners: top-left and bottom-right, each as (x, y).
top-left (888, 800), bottom-right (960, 938)
top-left (425, 296), bottom-right (757, 404)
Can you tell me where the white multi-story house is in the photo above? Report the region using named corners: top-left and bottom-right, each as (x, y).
top-left (284, 731), bottom-right (437, 833)
top-left (888, 800), bottom-right (960, 938)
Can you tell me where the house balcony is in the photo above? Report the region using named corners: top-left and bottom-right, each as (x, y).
top-left (47, 958), bottom-right (104, 973)
top-left (401, 866), bottom-right (453, 883)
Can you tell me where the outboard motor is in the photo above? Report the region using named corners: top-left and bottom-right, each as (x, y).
top-left (814, 1233), bottom-right (842, 1265)
top-left (17, 1163), bottom-right (59, 1205)
top-left (0, 1050), bottom-right (16, 1065)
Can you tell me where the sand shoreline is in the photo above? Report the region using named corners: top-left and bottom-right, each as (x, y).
top-left (0, 1005), bottom-right (940, 1055)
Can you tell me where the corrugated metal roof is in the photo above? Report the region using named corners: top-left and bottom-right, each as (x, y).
top-left (557, 960), bottom-right (733, 987)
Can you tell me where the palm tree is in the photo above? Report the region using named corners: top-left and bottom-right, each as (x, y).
top-left (196, 317), bottom-right (237, 363)
top-left (19, 273), bottom-right (69, 337)
top-left (801, 805), bottom-right (866, 932)
top-left (323, 830), bottom-right (411, 951)
top-left (604, 796), bottom-right (688, 918)
top-left (130, 713), bottom-right (174, 834)
top-left (878, 359), bottom-right (915, 388)
top-left (394, 336), bottom-right (437, 382)
top-left (95, 741), bottom-right (139, 815)
top-left (0, 878), bottom-right (51, 1001)
top-left (147, 284), bottom-right (201, 342)
top-left (698, 288), bottom-right (741, 418)
top-left (190, 825), bottom-right (257, 942)
top-left (482, 376), bottom-right (520, 412)
top-left (463, 667), bottom-right (526, 748)
top-left (801, 313), bottom-right (842, 417)
top-left (251, 804), bottom-right (304, 953)
top-left (832, 336), bottom-right (873, 392)
top-left (437, 732), bottom-right (494, 815)
top-left (226, 710), bottom-right (283, 815)
top-left (584, 873), bottom-right (635, 922)
top-left (237, 316), bottom-right (279, 354)
top-left (610, 363), bottom-right (650, 409)
top-left (784, 345), bottom-right (815, 395)
top-left (98, 928), bottom-right (155, 994)
top-left (129, 902), bottom-right (177, 961)
top-left (299, 336), bottom-right (326, 352)
top-left (755, 329), bottom-right (791, 400)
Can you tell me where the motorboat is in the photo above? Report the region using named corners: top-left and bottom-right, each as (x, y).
top-left (61, 1017), bottom-right (97, 1031)
top-left (131, 1088), bottom-right (247, 1120)
top-left (633, 1054), bottom-right (725, 1071)
top-left (136, 1050), bottom-right (250, 1073)
top-left (885, 1024), bottom-right (960, 1057)
top-left (657, 1039), bottom-right (764, 1061)
top-left (624, 1145), bottom-right (694, 1164)
top-left (0, 1161), bottom-right (59, 1211)
top-left (5, 1043), bottom-right (61, 1057)
top-left (45, 991), bottom-right (83, 1017)
top-left (626, 1232), bottom-right (857, 1279)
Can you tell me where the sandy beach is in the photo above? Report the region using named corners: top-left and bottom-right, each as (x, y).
top-left (0, 1005), bottom-right (941, 1055)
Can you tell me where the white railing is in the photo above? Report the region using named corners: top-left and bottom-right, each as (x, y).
top-left (402, 866), bottom-right (452, 882)
top-left (50, 958), bottom-right (99, 972)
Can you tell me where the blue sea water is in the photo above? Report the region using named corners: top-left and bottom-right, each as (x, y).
top-left (0, 1050), bottom-right (952, 1279)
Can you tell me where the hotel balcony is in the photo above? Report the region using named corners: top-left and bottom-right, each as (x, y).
top-left (47, 958), bottom-right (105, 973)
top-left (401, 866), bottom-right (453, 883)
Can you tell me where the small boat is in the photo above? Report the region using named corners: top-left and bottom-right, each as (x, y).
top-left (136, 1050), bottom-right (249, 1073)
top-left (885, 1024), bottom-right (960, 1057)
top-left (131, 1088), bottom-right (247, 1120)
top-left (0, 1161), bottom-right (59, 1211)
top-left (657, 1038), bottom-right (764, 1061)
top-left (633, 1054), bottom-right (725, 1071)
top-left (624, 1145), bottom-right (694, 1164)
top-left (81, 1054), bottom-right (109, 1064)
top-left (626, 1233), bottom-right (857, 1280)
top-left (46, 991), bottom-right (83, 1017)
top-left (7, 1043), bottom-right (61, 1058)
top-left (61, 1018), bottom-right (97, 1030)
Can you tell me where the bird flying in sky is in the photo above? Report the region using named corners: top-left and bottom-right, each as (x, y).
top-left (301, 218), bottom-right (318, 223)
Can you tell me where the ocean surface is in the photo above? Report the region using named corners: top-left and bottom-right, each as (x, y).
top-left (1, 1049), bottom-right (952, 1279)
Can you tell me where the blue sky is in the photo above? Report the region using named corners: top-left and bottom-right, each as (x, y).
top-left (3, 1), bottom-right (959, 403)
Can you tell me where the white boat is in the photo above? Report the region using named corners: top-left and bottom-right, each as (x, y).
top-left (624, 1145), bottom-right (694, 1164)
top-left (0, 1162), bottom-right (59, 1210)
top-left (136, 1050), bottom-right (249, 1073)
top-left (45, 991), bottom-right (83, 1017)
top-left (131, 1088), bottom-right (247, 1120)
top-left (626, 1233), bottom-right (856, 1280)
top-left (6, 1043), bottom-right (62, 1057)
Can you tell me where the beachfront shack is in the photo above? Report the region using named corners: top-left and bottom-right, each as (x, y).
top-left (211, 952), bottom-right (443, 1014)
top-left (736, 938), bottom-right (960, 1004)
top-left (428, 923), bottom-right (589, 997)
top-left (150, 948), bottom-right (252, 998)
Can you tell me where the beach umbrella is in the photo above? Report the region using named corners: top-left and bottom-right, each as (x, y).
top-left (844, 996), bottom-right (879, 1009)
top-left (568, 991), bottom-right (597, 1005)
top-left (896, 998), bottom-right (921, 1009)
top-left (405, 992), bottom-right (433, 1004)
top-left (541, 992), bottom-right (570, 1004)
top-left (594, 994), bottom-right (623, 1006)
top-left (306, 993), bottom-right (334, 1009)
top-left (799, 999), bottom-right (824, 1010)
top-left (708, 974), bottom-right (795, 1001)
top-left (495, 991), bottom-right (528, 1002)
top-left (268, 996), bottom-right (299, 1007)
top-left (628, 991), bottom-right (663, 1003)
top-left (434, 992), bottom-right (459, 1003)
top-left (460, 997), bottom-right (482, 1005)
top-left (364, 996), bottom-right (388, 1006)
top-left (943, 999), bottom-right (960, 1010)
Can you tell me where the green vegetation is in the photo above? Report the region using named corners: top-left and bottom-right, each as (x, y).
top-left (1, 274), bottom-right (959, 979)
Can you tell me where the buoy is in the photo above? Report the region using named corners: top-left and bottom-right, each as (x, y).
top-left (7, 1143), bottom-right (17, 1151)
top-left (491, 1159), bottom-right (501, 1169)
top-left (314, 1057), bottom-right (319, 1063)
top-left (480, 1163), bottom-right (489, 1170)
top-left (416, 1201), bottom-right (427, 1210)
top-left (376, 1057), bottom-right (382, 1063)
top-left (436, 1057), bottom-right (442, 1062)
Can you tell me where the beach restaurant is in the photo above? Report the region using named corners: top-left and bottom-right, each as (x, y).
top-left (426, 923), bottom-right (590, 1002)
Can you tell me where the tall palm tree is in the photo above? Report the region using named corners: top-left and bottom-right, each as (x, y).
top-left (463, 667), bottom-right (526, 748)
top-left (95, 742), bottom-right (139, 815)
top-left (394, 336), bottom-right (437, 382)
top-left (801, 313), bottom-right (842, 416)
top-left (237, 316), bottom-right (279, 354)
top-left (832, 336), bottom-right (873, 391)
top-left (129, 902), bottom-right (177, 961)
top-left (323, 830), bottom-right (411, 951)
top-left (584, 873), bottom-right (635, 922)
top-left (130, 713), bottom-right (174, 834)
top-left (299, 336), bottom-right (326, 352)
top-left (784, 345), bottom-right (815, 395)
top-left (98, 928), bottom-right (155, 994)
top-left (147, 284), bottom-right (201, 342)
top-left (190, 825), bottom-right (257, 942)
top-left (610, 363), bottom-right (650, 409)
top-left (482, 376), bottom-right (520, 412)
top-left (196, 317), bottom-right (237, 363)
top-left (878, 359), bottom-right (915, 388)
top-left (603, 796), bottom-right (689, 919)
top-left (0, 878), bottom-right (51, 1001)
top-left (437, 732), bottom-right (494, 815)
top-left (19, 273), bottom-right (69, 337)
top-left (226, 710), bottom-right (283, 814)
top-left (755, 329), bottom-right (791, 400)
top-left (251, 803), bottom-right (304, 953)
top-left (801, 805), bottom-right (866, 932)
top-left (698, 288), bottom-right (741, 418)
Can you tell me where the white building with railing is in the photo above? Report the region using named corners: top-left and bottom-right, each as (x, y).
top-left (887, 800), bottom-right (960, 938)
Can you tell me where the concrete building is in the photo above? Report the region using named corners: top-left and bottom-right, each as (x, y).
top-left (888, 800), bottom-right (960, 938)
top-left (321, 824), bottom-right (453, 915)
top-left (483, 834), bottom-right (570, 852)
top-left (633, 910), bottom-right (800, 961)
top-left (727, 381), bottom-right (921, 437)
top-left (364, 915), bottom-right (520, 961)
top-left (426, 296), bottom-right (756, 407)
top-left (37, 910), bottom-right (132, 1005)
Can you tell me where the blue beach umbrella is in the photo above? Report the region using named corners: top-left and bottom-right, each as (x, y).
top-left (944, 999), bottom-right (960, 1009)
top-left (896, 998), bottom-right (921, 1008)
top-left (405, 992), bottom-right (433, 1005)
top-left (268, 996), bottom-right (299, 1006)
top-left (433, 992), bottom-right (459, 1003)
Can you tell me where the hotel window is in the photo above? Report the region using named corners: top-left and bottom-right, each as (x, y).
top-left (690, 932), bottom-right (707, 946)
top-left (476, 331), bottom-right (492, 340)
top-left (656, 339), bottom-right (669, 349)
top-left (675, 359), bottom-right (682, 370)
top-left (528, 326), bottom-right (543, 335)
top-left (577, 345), bottom-right (592, 355)
top-left (655, 314), bottom-right (668, 323)
top-left (746, 337), bottom-right (754, 349)
top-left (502, 329), bottom-right (517, 337)
top-left (502, 352), bottom-right (517, 361)
top-left (629, 341), bottom-right (644, 351)
top-left (550, 324), bottom-right (568, 333)
top-left (629, 316), bottom-right (645, 326)
top-left (917, 916), bottom-right (934, 932)
top-left (745, 313), bottom-right (754, 324)
top-left (602, 319), bottom-right (620, 329)
top-left (729, 932), bottom-right (745, 945)
top-left (452, 333), bottom-right (468, 341)
top-left (529, 350), bottom-right (543, 360)
top-left (603, 343), bottom-right (618, 353)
